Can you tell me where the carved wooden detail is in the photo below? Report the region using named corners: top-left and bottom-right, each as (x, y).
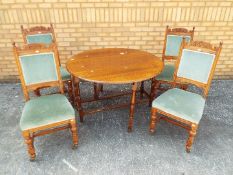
top-left (170, 28), bottom-right (188, 33)
top-left (21, 23), bottom-right (54, 35)
top-left (189, 40), bottom-right (215, 50)
top-left (13, 42), bottom-right (57, 56)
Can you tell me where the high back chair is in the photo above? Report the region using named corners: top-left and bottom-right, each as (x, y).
top-left (149, 40), bottom-right (222, 152)
top-left (21, 24), bottom-right (73, 103)
top-left (13, 43), bottom-right (78, 161)
top-left (147, 26), bottom-right (195, 101)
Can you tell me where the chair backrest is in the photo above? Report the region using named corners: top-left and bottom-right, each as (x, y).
top-left (162, 26), bottom-right (195, 61)
top-left (174, 40), bottom-right (223, 97)
top-left (13, 43), bottom-right (64, 101)
top-left (21, 23), bottom-right (56, 45)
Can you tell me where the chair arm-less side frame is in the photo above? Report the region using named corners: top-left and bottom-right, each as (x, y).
top-left (149, 39), bottom-right (222, 152)
top-left (13, 43), bottom-right (78, 161)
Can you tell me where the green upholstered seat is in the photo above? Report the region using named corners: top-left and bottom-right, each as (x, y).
top-left (19, 52), bottom-right (58, 85)
top-left (152, 88), bottom-right (205, 124)
top-left (26, 34), bottom-right (53, 44)
top-left (60, 66), bottom-right (71, 81)
top-left (165, 35), bottom-right (191, 57)
top-left (156, 63), bottom-right (175, 81)
top-left (177, 49), bottom-right (215, 83)
top-left (20, 94), bottom-right (75, 130)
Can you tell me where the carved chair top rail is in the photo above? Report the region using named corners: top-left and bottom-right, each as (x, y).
top-left (21, 23), bottom-right (54, 35)
top-left (167, 26), bottom-right (195, 36)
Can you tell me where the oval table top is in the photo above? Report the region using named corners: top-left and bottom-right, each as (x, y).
top-left (66, 48), bottom-right (164, 84)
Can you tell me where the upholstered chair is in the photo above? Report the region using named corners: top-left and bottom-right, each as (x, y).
top-left (157, 26), bottom-right (195, 85)
top-left (21, 24), bottom-right (74, 103)
top-left (143, 26), bottom-right (195, 103)
top-left (149, 40), bottom-right (222, 152)
top-left (13, 43), bottom-right (78, 161)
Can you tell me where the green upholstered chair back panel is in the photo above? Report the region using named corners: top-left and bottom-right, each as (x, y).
top-left (26, 33), bottom-right (53, 44)
top-left (19, 52), bottom-right (58, 85)
top-left (165, 35), bottom-right (191, 57)
top-left (177, 49), bottom-right (215, 84)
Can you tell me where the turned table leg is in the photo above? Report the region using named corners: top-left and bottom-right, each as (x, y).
top-left (94, 83), bottom-right (99, 100)
top-left (67, 80), bottom-right (74, 105)
top-left (140, 81), bottom-right (144, 99)
top-left (73, 76), bottom-right (84, 122)
top-left (127, 82), bottom-right (137, 132)
top-left (99, 84), bottom-right (103, 92)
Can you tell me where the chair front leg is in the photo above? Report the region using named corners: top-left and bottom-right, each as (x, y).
top-left (149, 108), bottom-right (158, 133)
top-left (186, 123), bottom-right (198, 153)
top-left (70, 119), bottom-right (78, 149)
top-left (22, 131), bottom-right (36, 161)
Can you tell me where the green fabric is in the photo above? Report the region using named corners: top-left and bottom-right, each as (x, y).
top-left (152, 88), bottom-right (205, 124)
top-left (165, 35), bottom-right (191, 56)
top-left (19, 52), bottom-right (58, 85)
top-left (26, 34), bottom-right (53, 44)
top-left (156, 63), bottom-right (175, 81)
top-left (60, 66), bottom-right (71, 80)
top-left (177, 49), bottom-right (215, 83)
top-left (20, 94), bottom-right (75, 130)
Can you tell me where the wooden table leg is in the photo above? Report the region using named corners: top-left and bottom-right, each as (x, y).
top-left (127, 82), bottom-right (137, 132)
top-left (73, 76), bottom-right (84, 122)
top-left (100, 84), bottom-right (103, 92)
top-left (140, 81), bottom-right (144, 99)
top-left (94, 83), bottom-right (99, 100)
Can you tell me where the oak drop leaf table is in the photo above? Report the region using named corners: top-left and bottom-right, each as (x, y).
top-left (66, 48), bottom-right (163, 132)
